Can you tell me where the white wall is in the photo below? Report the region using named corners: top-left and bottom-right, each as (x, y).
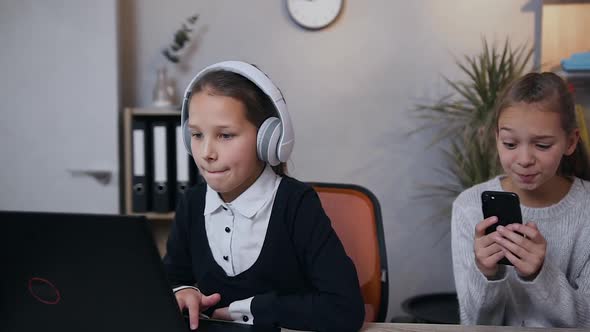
top-left (0, 0), bottom-right (119, 213)
top-left (121, 0), bottom-right (540, 320)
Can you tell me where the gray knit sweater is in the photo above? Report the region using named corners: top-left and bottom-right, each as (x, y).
top-left (451, 176), bottom-right (590, 327)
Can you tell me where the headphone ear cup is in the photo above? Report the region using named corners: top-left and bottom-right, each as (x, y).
top-left (257, 117), bottom-right (282, 166)
top-left (182, 119), bottom-right (192, 155)
top-left (180, 97), bottom-right (193, 155)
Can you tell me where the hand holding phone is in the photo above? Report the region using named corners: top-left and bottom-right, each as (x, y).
top-left (497, 222), bottom-right (547, 279)
top-left (473, 216), bottom-right (507, 277)
top-left (481, 190), bottom-right (523, 265)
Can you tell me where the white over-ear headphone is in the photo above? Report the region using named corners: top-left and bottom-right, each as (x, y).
top-left (180, 61), bottom-right (294, 166)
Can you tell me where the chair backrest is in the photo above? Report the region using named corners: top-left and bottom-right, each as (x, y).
top-left (308, 183), bottom-right (388, 322)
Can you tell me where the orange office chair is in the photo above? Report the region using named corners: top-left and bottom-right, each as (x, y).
top-left (308, 183), bottom-right (388, 322)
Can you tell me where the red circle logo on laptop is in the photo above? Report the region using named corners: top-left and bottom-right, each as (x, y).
top-left (28, 277), bottom-right (61, 305)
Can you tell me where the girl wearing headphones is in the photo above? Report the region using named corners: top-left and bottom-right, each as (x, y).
top-left (163, 61), bottom-right (364, 332)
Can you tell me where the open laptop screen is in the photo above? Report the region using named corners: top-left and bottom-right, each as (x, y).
top-left (0, 211), bottom-right (188, 332)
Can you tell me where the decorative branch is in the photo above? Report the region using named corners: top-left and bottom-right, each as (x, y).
top-left (162, 14), bottom-right (199, 64)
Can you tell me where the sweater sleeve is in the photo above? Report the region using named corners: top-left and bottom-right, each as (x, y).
top-left (451, 201), bottom-right (508, 325)
top-left (517, 253), bottom-right (590, 327)
top-left (251, 188), bottom-right (365, 332)
top-left (162, 193), bottom-right (196, 288)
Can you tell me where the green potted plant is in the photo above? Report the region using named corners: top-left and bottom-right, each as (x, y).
top-left (413, 38), bottom-right (534, 216)
top-left (153, 14), bottom-right (199, 108)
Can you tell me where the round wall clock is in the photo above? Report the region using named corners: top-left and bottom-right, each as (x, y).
top-left (287, 0), bottom-right (343, 30)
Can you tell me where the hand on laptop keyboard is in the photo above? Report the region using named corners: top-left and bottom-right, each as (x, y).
top-left (175, 288), bottom-right (221, 330)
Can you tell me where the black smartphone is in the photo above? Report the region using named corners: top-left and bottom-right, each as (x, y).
top-left (481, 190), bottom-right (523, 265)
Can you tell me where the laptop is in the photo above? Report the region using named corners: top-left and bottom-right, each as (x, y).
top-left (0, 211), bottom-right (278, 332)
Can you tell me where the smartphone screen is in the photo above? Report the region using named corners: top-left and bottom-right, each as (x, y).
top-left (481, 190), bottom-right (523, 266)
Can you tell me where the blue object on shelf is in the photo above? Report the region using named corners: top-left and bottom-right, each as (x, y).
top-left (562, 52), bottom-right (590, 72)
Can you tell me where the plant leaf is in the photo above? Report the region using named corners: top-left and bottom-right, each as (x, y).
top-left (409, 37), bottom-right (534, 218)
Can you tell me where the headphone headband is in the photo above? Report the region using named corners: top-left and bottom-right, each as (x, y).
top-left (180, 61), bottom-right (294, 165)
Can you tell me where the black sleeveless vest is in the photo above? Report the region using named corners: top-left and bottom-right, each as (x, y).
top-left (184, 179), bottom-right (311, 314)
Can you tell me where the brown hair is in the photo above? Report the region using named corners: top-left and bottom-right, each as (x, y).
top-left (495, 72), bottom-right (590, 180)
top-left (189, 70), bottom-right (287, 176)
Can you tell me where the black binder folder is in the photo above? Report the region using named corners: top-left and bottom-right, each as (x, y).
top-left (131, 119), bottom-right (149, 212)
top-left (175, 121), bottom-right (191, 198)
top-left (151, 121), bottom-right (174, 212)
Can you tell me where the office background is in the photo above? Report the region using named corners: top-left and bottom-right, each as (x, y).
top-left (2, 0), bottom-right (587, 320)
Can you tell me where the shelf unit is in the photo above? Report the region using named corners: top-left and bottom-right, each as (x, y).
top-left (121, 107), bottom-right (182, 222)
top-left (557, 70), bottom-right (590, 81)
top-left (119, 107), bottom-right (188, 255)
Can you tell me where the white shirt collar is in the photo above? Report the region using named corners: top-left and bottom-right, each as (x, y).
top-left (204, 165), bottom-right (280, 218)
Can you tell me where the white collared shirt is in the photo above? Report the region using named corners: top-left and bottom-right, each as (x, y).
top-left (204, 164), bottom-right (281, 324)
top-left (204, 164), bottom-right (281, 276)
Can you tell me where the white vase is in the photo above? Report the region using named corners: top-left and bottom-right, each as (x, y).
top-left (152, 67), bottom-right (175, 108)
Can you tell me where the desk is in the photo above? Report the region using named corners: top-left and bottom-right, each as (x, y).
top-left (283, 323), bottom-right (588, 332)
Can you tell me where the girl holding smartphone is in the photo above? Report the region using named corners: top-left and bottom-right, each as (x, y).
top-left (451, 72), bottom-right (590, 327)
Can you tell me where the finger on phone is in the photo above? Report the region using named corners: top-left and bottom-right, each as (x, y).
top-left (475, 216), bottom-right (498, 237)
top-left (502, 248), bottom-right (521, 267)
top-left (497, 225), bottom-right (520, 241)
top-left (495, 232), bottom-right (528, 258)
top-left (489, 249), bottom-right (505, 264)
top-left (478, 242), bottom-right (503, 258)
top-left (476, 232), bottom-right (499, 248)
top-left (505, 223), bottom-right (536, 240)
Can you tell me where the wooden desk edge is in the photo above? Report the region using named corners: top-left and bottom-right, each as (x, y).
top-left (282, 323), bottom-right (588, 332)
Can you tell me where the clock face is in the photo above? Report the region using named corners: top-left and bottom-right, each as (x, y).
top-left (287, 0), bottom-right (343, 30)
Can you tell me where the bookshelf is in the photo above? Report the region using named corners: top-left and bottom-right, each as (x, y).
top-left (121, 107), bottom-right (183, 222)
top-left (120, 107), bottom-right (190, 256)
